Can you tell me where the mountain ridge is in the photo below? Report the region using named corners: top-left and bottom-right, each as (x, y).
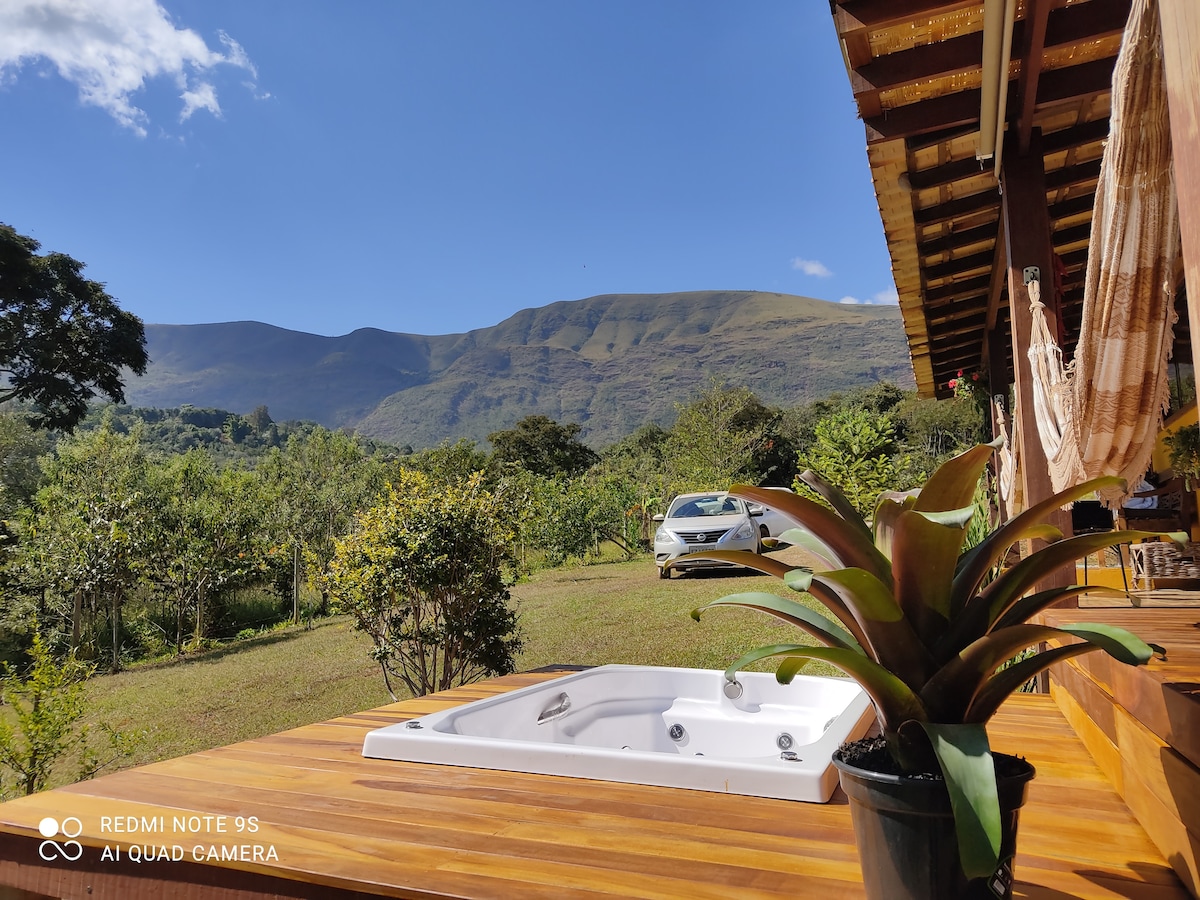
top-left (125, 290), bottom-right (913, 449)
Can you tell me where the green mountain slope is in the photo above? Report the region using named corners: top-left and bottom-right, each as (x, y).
top-left (127, 290), bottom-right (913, 448)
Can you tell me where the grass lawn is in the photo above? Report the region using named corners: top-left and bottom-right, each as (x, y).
top-left (44, 547), bottom-right (830, 791)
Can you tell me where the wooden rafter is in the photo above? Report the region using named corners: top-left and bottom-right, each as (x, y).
top-left (830, 0), bottom-right (1134, 397)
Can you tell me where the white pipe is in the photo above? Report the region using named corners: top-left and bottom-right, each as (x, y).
top-left (992, 0), bottom-right (1018, 180)
top-left (978, 0), bottom-right (1007, 160)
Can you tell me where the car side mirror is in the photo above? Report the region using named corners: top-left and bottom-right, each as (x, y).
top-left (750, 509), bottom-right (764, 518)
top-left (652, 513), bottom-right (665, 522)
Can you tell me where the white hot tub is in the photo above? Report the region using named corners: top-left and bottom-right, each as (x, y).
top-left (362, 665), bottom-right (875, 802)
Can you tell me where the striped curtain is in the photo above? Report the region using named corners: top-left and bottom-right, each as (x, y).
top-left (1028, 0), bottom-right (1180, 505)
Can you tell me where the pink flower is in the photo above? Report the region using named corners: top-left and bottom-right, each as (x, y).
top-left (948, 379), bottom-right (958, 389)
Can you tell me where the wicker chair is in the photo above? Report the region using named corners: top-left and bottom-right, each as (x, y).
top-left (1117, 478), bottom-right (1197, 589)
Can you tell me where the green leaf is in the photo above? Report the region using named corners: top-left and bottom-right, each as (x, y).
top-left (667, 550), bottom-right (794, 579)
top-left (728, 485), bottom-right (892, 585)
top-left (922, 624), bottom-right (1055, 720)
top-left (692, 593), bottom-right (862, 652)
top-left (953, 475), bottom-right (1125, 607)
top-left (967, 531), bottom-right (1170, 635)
top-left (1056, 623), bottom-right (1156, 666)
top-left (782, 569), bottom-right (873, 659)
top-left (891, 509), bottom-right (962, 645)
top-left (777, 528), bottom-right (837, 567)
top-left (965, 642), bottom-right (1113, 722)
top-left (912, 442), bottom-right (997, 514)
top-left (871, 497), bottom-right (911, 562)
top-left (815, 569), bottom-right (936, 688)
top-left (919, 722), bottom-right (1000, 880)
top-left (989, 585), bottom-right (1127, 633)
top-left (765, 646), bottom-right (928, 736)
top-left (794, 470), bottom-right (872, 538)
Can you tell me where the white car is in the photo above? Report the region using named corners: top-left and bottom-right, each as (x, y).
top-left (747, 486), bottom-right (798, 540)
top-left (653, 492), bottom-right (762, 579)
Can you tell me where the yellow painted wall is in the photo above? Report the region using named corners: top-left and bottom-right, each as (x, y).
top-left (1152, 400), bottom-right (1198, 475)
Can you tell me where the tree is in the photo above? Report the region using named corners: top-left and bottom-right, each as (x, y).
top-left (258, 428), bottom-right (387, 620)
top-left (0, 629), bottom-right (131, 797)
top-left (794, 407), bottom-right (909, 516)
top-left (663, 379), bottom-right (777, 493)
top-left (24, 423), bottom-right (151, 670)
top-left (401, 438), bottom-right (491, 485)
top-left (0, 411), bottom-right (48, 520)
top-left (0, 224), bottom-right (148, 431)
top-left (146, 451), bottom-right (269, 650)
top-left (488, 415), bottom-right (599, 477)
top-left (328, 470), bottom-right (522, 698)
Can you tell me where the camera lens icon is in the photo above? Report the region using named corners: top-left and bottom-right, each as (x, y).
top-left (38, 816), bottom-right (83, 861)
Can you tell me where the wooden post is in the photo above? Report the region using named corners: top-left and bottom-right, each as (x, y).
top-left (1159, 0), bottom-right (1200, 372)
top-left (1000, 128), bottom-right (1075, 593)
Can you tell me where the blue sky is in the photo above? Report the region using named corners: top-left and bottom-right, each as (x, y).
top-left (0, 1), bottom-right (896, 338)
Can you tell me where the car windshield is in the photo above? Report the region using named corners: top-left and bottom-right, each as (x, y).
top-left (667, 495), bottom-right (743, 518)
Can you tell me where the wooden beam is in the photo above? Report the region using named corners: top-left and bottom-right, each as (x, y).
top-left (865, 55), bottom-right (1115, 144)
top-left (928, 312), bottom-right (989, 339)
top-left (925, 249), bottom-right (995, 281)
top-left (913, 189), bottom-right (1000, 226)
top-left (833, 0), bottom-right (976, 31)
top-left (1016, 0), bottom-right (1052, 153)
top-left (925, 273), bottom-right (991, 303)
top-left (1000, 128), bottom-right (1074, 591)
top-left (908, 156), bottom-right (993, 191)
top-left (848, 0), bottom-right (1129, 104)
top-left (919, 221), bottom-right (999, 256)
top-left (1159, 0), bottom-right (1200, 389)
top-left (850, 34), bottom-right (984, 113)
top-left (907, 119), bottom-right (1111, 196)
top-left (1036, 57), bottom-right (1120, 107)
top-left (986, 221), bottom-right (1008, 330)
top-left (1042, 118), bottom-right (1112, 155)
top-left (1049, 194), bottom-right (1098, 222)
top-left (1045, 157), bottom-right (1103, 191)
top-left (865, 86), bottom-right (992, 143)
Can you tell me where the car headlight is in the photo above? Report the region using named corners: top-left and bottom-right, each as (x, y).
top-left (730, 521), bottom-right (755, 540)
top-left (654, 526), bottom-right (669, 543)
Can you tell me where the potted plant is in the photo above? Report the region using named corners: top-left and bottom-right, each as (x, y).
top-left (1163, 422), bottom-right (1200, 489)
top-left (683, 442), bottom-right (1171, 899)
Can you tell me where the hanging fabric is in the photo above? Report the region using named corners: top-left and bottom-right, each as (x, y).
top-left (1025, 0), bottom-right (1180, 505)
top-left (994, 394), bottom-right (1022, 513)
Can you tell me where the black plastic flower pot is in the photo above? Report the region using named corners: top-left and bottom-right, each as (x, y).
top-left (832, 745), bottom-right (1035, 900)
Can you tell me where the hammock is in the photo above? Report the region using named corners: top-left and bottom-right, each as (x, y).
top-left (1025, 0), bottom-right (1180, 506)
top-left (994, 394), bottom-right (1022, 512)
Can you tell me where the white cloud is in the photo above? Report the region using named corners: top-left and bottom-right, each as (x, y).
top-left (0, 0), bottom-right (257, 136)
top-left (791, 257), bottom-right (833, 278)
top-left (839, 288), bottom-right (900, 306)
top-left (180, 81), bottom-right (218, 121)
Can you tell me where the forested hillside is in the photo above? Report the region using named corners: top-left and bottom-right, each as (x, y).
top-left (125, 291), bottom-right (913, 449)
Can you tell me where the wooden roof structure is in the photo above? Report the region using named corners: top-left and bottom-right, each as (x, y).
top-left (829, 0), bottom-right (1188, 399)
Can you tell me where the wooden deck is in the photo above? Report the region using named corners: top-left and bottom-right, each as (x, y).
top-left (0, 672), bottom-right (1187, 900)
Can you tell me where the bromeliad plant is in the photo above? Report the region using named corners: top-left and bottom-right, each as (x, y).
top-left (684, 441), bottom-right (1172, 879)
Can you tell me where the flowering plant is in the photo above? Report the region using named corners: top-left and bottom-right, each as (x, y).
top-left (948, 369), bottom-right (983, 402)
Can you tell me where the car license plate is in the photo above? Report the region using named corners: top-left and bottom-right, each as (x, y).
top-left (689, 545), bottom-right (715, 553)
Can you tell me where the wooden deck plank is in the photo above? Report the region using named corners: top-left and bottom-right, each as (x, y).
top-left (0, 673), bottom-right (1186, 899)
